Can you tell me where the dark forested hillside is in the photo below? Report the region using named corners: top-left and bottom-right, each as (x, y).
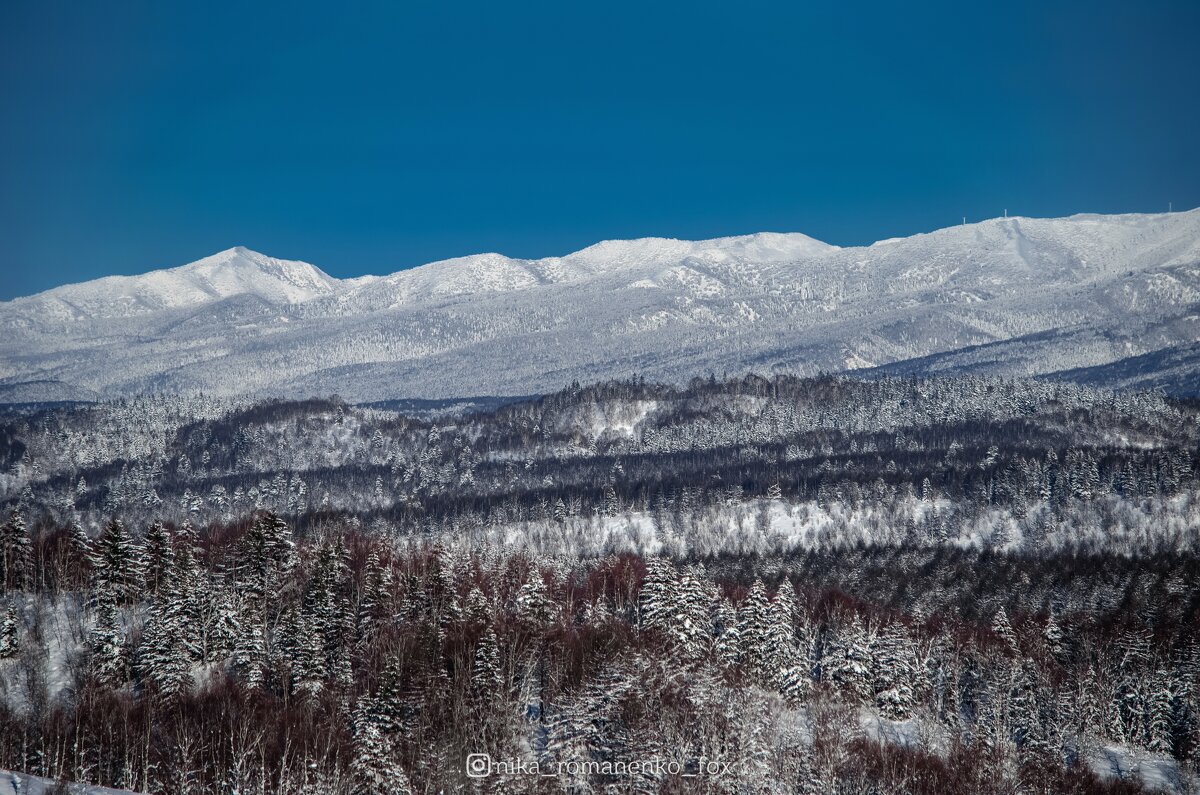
top-left (0, 376), bottom-right (1198, 792)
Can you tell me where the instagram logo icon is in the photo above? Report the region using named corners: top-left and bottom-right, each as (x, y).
top-left (466, 753), bottom-right (491, 778)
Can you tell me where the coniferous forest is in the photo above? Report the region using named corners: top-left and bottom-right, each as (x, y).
top-left (1, 375), bottom-right (1199, 793)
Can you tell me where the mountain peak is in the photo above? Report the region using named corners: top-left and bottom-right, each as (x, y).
top-left (181, 245), bottom-right (289, 271)
top-left (172, 247), bottom-right (339, 300)
top-left (204, 244), bottom-right (259, 263)
top-left (3, 246), bottom-right (339, 323)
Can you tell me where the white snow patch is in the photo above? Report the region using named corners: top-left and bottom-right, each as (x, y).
top-left (0, 769), bottom-right (144, 795)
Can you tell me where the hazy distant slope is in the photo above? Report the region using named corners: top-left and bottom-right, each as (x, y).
top-left (1044, 342), bottom-right (1200, 395)
top-left (2, 210), bottom-right (1198, 401)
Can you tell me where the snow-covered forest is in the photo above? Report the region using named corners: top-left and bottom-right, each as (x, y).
top-left (0, 375), bottom-right (1198, 792)
top-left (2, 374), bottom-right (1198, 557)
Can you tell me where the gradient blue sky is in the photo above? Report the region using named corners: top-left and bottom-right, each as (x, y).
top-left (1, 0), bottom-right (1197, 299)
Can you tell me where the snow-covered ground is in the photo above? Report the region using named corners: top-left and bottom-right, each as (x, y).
top-left (1087, 745), bottom-right (1191, 793)
top-left (0, 596), bottom-right (88, 714)
top-left (0, 770), bottom-right (142, 795)
top-left (855, 711), bottom-right (1194, 794)
top-left (2, 210), bottom-right (1199, 402)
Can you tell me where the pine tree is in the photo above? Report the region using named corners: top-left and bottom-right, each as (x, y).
top-left (991, 607), bottom-right (1019, 655)
top-left (769, 582), bottom-right (801, 652)
top-left (1145, 668), bottom-right (1177, 754)
top-left (92, 518), bottom-right (142, 605)
top-left (928, 642), bottom-right (958, 729)
top-left (463, 585), bottom-right (491, 626)
top-left (674, 565), bottom-right (713, 659)
top-left (141, 521), bottom-right (173, 597)
top-left (199, 584), bottom-right (240, 664)
top-left (1166, 674), bottom-right (1195, 760)
top-left (736, 580), bottom-right (769, 649)
top-left (471, 626), bottom-right (502, 703)
top-left (66, 518), bottom-right (93, 589)
top-left (398, 573), bottom-right (428, 625)
top-left (787, 607), bottom-right (819, 705)
top-left (639, 557), bottom-right (679, 633)
top-left (137, 534), bottom-right (203, 703)
top-left (167, 524), bottom-right (204, 660)
top-left (737, 580), bottom-right (779, 686)
top-left (289, 611), bottom-right (326, 700)
top-left (232, 620), bottom-right (268, 691)
top-left (428, 543), bottom-right (457, 603)
top-left (763, 585), bottom-right (804, 697)
top-left (301, 537), bottom-right (355, 687)
top-left (1109, 631), bottom-right (1153, 746)
top-left (1008, 659), bottom-right (1049, 753)
top-left (515, 567), bottom-right (553, 628)
top-left (823, 614), bottom-right (874, 702)
top-left (794, 747), bottom-right (827, 795)
top-left (713, 592), bottom-right (741, 668)
top-left (1043, 611), bottom-right (1068, 663)
top-left (231, 512), bottom-right (296, 685)
top-left (1109, 670), bottom-right (1143, 746)
top-left (372, 654), bottom-right (408, 737)
top-left (872, 621), bottom-right (916, 720)
top-left (352, 715), bottom-right (413, 795)
top-left (89, 596), bottom-right (128, 687)
top-left (575, 661), bottom-right (639, 778)
top-left (640, 559), bottom-right (710, 659)
top-left (233, 512), bottom-right (296, 607)
top-left (0, 510), bottom-right (32, 592)
top-left (136, 601), bottom-right (191, 703)
top-left (0, 603), bottom-right (19, 658)
top-left (780, 662), bottom-right (811, 705)
top-left (357, 549), bottom-right (392, 643)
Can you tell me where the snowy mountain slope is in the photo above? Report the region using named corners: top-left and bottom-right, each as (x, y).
top-left (1044, 341), bottom-right (1200, 394)
top-left (1, 210), bottom-right (1198, 401)
top-left (315, 231), bottom-right (836, 311)
top-left (2, 247), bottom-right (338, 330)
top-left (0, 379), bottom-right (100, 404)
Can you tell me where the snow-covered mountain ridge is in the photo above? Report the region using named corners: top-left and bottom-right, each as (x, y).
top-left (4, 247), bottom-right (340, 325)
top-left (3, 210), bottom-right (1199, 401)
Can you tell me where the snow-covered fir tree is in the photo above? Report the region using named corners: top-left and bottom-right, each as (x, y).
top-left (0, 510), bottom-right (31, 592)
top-left (91, 518), bottom-right (142, 605)
top-left (0, 603), bottom-right (18, 658)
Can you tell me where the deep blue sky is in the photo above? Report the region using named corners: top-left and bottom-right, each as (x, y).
top-left (1, 0), bottom-right (1197, 299)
